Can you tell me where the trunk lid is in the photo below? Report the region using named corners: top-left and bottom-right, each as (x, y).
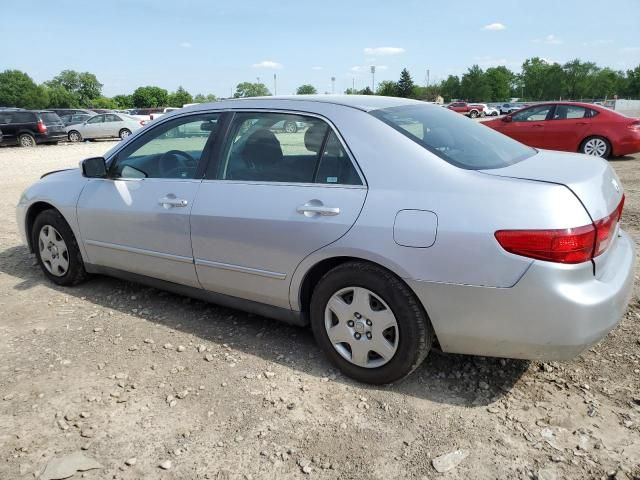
top-left (480, 149), bottom-right (623, 221)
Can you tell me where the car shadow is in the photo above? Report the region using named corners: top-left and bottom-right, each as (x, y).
top-left (609, 155), bottom-right (638, 162)
top-left (0, 244), bottom-right (529, 406)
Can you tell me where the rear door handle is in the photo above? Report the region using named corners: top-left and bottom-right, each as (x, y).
top-left (159, 195), bottom-right (188, 208)
top-left (297, 202), bottom-right (340, 217)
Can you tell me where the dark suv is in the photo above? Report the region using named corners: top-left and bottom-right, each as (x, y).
top-left (0, 110), bottom-right (67, 147)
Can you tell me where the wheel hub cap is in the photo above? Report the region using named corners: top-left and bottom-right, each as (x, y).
top-left (38, 225), bottom-right (69, 277)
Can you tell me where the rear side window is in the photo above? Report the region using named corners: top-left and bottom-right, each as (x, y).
top-left (552, 105), bottom-right (588, 120)
top-left (371, 104), bottom-right (536, 170)
top-left (218, 112), bottom-right (361, 185)
top-left (11, 112), bottom-right (36, 123)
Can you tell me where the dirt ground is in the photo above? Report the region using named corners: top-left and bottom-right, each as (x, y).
top-left (0, 141), bottom-right (638, 480)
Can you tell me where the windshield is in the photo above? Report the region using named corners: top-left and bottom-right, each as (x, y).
top-left (370, 105), bottom-right (536, 170)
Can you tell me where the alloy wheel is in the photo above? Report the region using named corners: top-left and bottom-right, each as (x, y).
top-left (324, 286), bottom-right (399, 368)
top-left (69, 131), bottom-right (81, 142)
top-left (20, 135), bottom-right (35, 147)
top-left (38, 225), bottom-right (69, 277)
top-left (583, 138), bottom-right (608, 157)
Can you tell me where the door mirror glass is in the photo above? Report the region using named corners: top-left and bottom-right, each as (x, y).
top-left (81, 157), bottom-right (107, 178)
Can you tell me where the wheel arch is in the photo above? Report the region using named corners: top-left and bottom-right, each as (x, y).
top-left (25, 201), bottom-right (59, 252)
top-left (579, 134), bottom-right (612, 155)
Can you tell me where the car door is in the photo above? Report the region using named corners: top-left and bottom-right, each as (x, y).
top-left (544, 104), bottom-right (592, 152)
top-left (103, 114), bottom-right (125, 138)
top-left (190, 111), bottom-right (367, 309)
top-left (83, 114), bottom-right (105, 138)
top-left (500, 104), bottom-right (554, 147)
top-left (76, 112), bottom-right (223, 287)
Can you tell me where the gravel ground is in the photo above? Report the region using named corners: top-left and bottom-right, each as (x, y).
top-left (0, 141), bottom-right (639, 480)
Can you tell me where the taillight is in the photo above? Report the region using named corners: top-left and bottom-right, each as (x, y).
top-left (628, 120), bottom-right (640, 132)
top-left (37, 120), bottom-right (47, 133)
top-left (495, 195), bottom-right (625, 264)
top-left (139, 120), bottom-right (145, 126)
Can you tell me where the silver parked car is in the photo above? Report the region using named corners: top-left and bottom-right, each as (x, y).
top-left (17, 96), bottom-right (634, 384)
top-left (66, 113), bottom-right (143, 142)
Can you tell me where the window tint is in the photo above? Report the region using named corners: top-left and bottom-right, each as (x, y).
top-left (315, 131), bottom-right (361, 185)
top-left (11, 112), bottom-right (36, 123)
top-left (87, 115), bottom-right (104, 124)
top-left (105, 114), bottom-right (121, 122)
top-left (371, 104), bottom-right (536, 170)
top-left (511, 105), bottom-right (553, 122)
top-left (552, 105), bottom-right (588, 120)
top-left (40, 113), bottom-right (62, 125)
top-left (112, 113), bottom-right (220, 179)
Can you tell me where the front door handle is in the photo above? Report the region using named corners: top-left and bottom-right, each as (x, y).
top-left (159, 195), bottom-right (188, 208)
top-left (297, 201), bottom-right (340, 217)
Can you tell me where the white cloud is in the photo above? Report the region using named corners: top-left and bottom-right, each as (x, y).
top-left (363, 47), bottom-right (405, 56)
top-left (482, 23), bottom-right (506, 31)
top-left (252, 60), bottom-right (283, 69)
top-left (311, 66), bottom-right (323, 71)
top-left (534, 34), bottom-right (563, 45)
top-left (179, 41), bottom-right (192, 48)
top-left (622, 46), bottom-right (640, 53)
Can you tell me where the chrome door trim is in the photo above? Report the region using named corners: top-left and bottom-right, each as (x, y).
top-left (194, 258), bottom-right (286, 280)
top-left (84, 239), bottom-right (194, 264)
top-left (199, 179), bottom-right (366, 189)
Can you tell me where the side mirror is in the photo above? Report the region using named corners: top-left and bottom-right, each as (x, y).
top-left (81, 157), bottom-right (107, 178)
top-left (502, 115), bottom-right (512, 123)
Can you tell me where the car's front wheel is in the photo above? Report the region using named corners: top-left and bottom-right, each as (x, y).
top-left (310, 261), bottom-right (433, 384)
top-left (581, 136), bottom-right (611, 158)
top-left (283, 121), bottom-right (298, 133)
top-left (469, 110), bottom-right (479, 118)
top-left (19, 133), bottom-right (36, 147)
top-left (68, 131), bottom-right (82, 142)
top-left (32, 209), bottom-right (88, 286)
top-left (119, 128), bottom-right (132, 140)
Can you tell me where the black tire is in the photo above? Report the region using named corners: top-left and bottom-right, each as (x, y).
top-left (469, 110), bottom-right (479, 119)
top-left (18, 133), bottom-right (36, 147)
top-left (119, 128), bottom-right (132, 140)
top-left (310, 261), bottom-right (433, 384)
top-left (283, 121), bottom-right (297, 133)
top-left (68, 130), bottom-right (82, 142)
top-left (580, 136), bottom-right (612, 158)
top-left (32, 209), bottom-right (88, 286)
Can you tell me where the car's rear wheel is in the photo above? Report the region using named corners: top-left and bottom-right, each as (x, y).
top-left (284, 121), bottom-right (298, 133)
top-left (32, 209), bottom-right (88, 286)
top-left (310, 261), bottom-right (433, 384)
top-left (469, 110), bottom-right (479, 119)
top-left (18, 134), bottom-right (36, 147)
top-left (68, 131), bottom-right (82, 142)
top-left (581, 136), bottom-right (611, 158)
top-left (119, 128), bottom-right (132, 140)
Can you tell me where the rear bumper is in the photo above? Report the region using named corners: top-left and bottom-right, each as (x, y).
top-left (407, 229), bottom-right (635, 360)
top-left (613, 136), bottom-right (640, 156)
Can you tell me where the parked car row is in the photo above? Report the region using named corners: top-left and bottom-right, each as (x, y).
top-left (66, 113), bottom-right (144, 142)
top-left (0, 110), bottom-right (67, 147)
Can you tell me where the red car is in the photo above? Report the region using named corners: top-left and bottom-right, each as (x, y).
top-left (484, 102), bottom-right (640, 158)
top-left (446, 102), bottom-right (486, 118)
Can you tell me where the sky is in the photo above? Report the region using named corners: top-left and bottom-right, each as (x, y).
top-left (2, 0), bottom-right (639, 97)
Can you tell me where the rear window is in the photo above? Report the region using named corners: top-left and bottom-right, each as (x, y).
top-left (370, 104), bottom-right (536, 170)
top-left (40, 112), bottom-right (62, 125)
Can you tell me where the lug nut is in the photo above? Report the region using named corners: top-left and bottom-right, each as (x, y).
top-left (354, 332), bottom-right (361, 340)
top-left (366, 332), bottom-right (372, 339)
top-left (354, 312), bottom-right (362, 319)
top-left (366, 319), bottom-right (372, 326)
top-left (347, 320), bottom-right (355, 327)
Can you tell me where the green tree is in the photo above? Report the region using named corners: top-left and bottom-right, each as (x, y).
top-left (439, 75), bottom-right (461, 102)
top-left (397, 68), bottom-right (415, 98)
top-left (296, 84), bottom-right (317, 95)
top-left (626, 65), bottom-right (640, 97)
top-left (234, 82), bottom-right (270, 98)
top-left (193, 93), bottom-right (217, 103)
top-left (131, 86), bottom-right (169, 107)
top-left (90, 97), bottom-right (118, 109)
top-left (44, 85), bottom-right (78, 108)
top-left (563, 59), bottom-right (599, 99)
top-left (411, 85), bottom-right (441, 101)
top-left (520, 57), bottom-right (566, 100)
top-left (168, 86), bottom-right (193, 107)
top-left (112, 94), bottom-right (133, 109)
top-left (46, 70), bottom-right (102, 106)
top-left (359, 86), bottom-right (374, 95)
top-left (0, 70), bottom-right (49, 108)
top-left (460, 65), bottom-right (491, 101)
top-left (376, 80), bottom-right (399, 97)
top-left (591, 68), bottom-right (626, 98)
top-left (484, 66), bottom-right (514, 101)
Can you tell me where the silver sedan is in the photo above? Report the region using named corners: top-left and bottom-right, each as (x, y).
top-left (66, 113), bottom-right (143, 142)
top-left (17, 96), bottom-right (634, 384)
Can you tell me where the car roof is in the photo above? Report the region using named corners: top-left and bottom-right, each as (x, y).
top-left (188, 95), bottom-right (427, 113)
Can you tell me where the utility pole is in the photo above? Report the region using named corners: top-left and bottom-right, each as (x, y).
top-left (274, 73), bottom-right (277, 96)
top-left (352, 77), bottom-right (355, 93)
top-left (426, 69), bottom-right (430, 87)
top-left (370, 66), bottom-right (376, 92)
top-left (331, 76), bottom-right (335, 94)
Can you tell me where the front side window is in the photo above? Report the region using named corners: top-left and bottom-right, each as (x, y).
top-left (218, 112), bottom-right (361, 185)
top-left (87, 115), bottom-right (104, 124)
top-left (371, 104), bottom-right (536, 170)
top-left (111, 113), bottom-right (220, 179)
top-left (512, 105), bottom-right (553, 122)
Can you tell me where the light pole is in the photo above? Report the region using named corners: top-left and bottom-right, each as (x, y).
top-left (426, 69), bottom-right (430, 87)
top-left (331, 76), bottom-right (335, 94)
top-left (370, 66), bottom-right (376, 92)
top-left (274, 73), bottom-right (277, 96)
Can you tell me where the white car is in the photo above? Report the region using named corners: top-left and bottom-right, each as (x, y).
top-left (483, 105), bottom-right (500, 116)
top-left (66, 114), bottom-right (144, 142)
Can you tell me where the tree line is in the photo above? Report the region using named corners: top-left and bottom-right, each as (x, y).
top-left (1, 58), bottom-right (639, 110)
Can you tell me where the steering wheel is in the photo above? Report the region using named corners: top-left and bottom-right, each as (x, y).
top-left (158, 150), bottom-right (196, 178)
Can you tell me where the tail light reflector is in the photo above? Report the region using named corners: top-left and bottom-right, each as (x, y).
top-left (628, 120), bottom-right (640, 132)
top-left (495, 195), bottom-right (625, 264)
top-left (37, 120), bottom-right (47, 133)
